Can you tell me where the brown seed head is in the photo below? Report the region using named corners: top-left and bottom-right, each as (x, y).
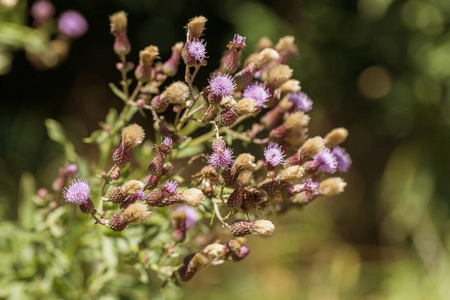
top-left (324, 127), bottom-right (349, 147)
top-left (257, 36), bottom-right (273, 52)
top-left (276, 166), bottom-right (305, 183)
top-left (177, 188), bottom-right (205, 207)
top-left (238, 169), bottom-right (253, 185)
top-left (220, 95), bottom-right (237, 110)
top-left (319, 177), bottom-right (347, 196)
top-left (122, 124), bottom-right (145, 148)
top-left (123, 203), bottom-right (151, 224)
top-left (140, 45), bottom-right (159, 65)
top-left (161, 81), bottom-right (190, 105)
top-left (300, 136), bottom-right (325, 158)
top-left (187, 16), bottom-right (208, 41)
top-left (267, 64), bottom-right (293, 89)
top-left (235, 98), bottom-right (258, 115)
top-left (109, 11), bottom-right (128, 34)
top-left (251, 220), bottom-right (275, 237)
top-left (254, 48), bottom-right (279, 69)
top-left (122, 180), bottom-right (145, 195)
top-left (274, 36), bottom-right (298, 60)
top-left (234, 153), bottom-right (256, 171)
top-left (275, 79), bottom-right (301, 99)
top-left (285, 111), bottom-right (310, 131)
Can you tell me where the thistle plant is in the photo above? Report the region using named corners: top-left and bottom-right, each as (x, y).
top-left (41, 13), bottom-right (352, 286)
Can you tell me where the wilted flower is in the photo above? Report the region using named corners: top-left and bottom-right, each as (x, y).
top-left (58, 10), bottom-right (88, 39)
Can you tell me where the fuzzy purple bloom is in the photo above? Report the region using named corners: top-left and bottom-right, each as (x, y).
top-left (264, 144), bottom-right (286, 167)
top-left (31, 0), bottom-right (55, 23)
top-left (58, 10), bottom-right (88, 39)
top-left (161, 136), bottom-right (173, 147)
top-left (175, 206), bottom-right (199, 229)
top-left (242, 82), bottom-right (271, 109)
top-left (302, 178), bottom-right (320, 201)
top-left (63, 178), bottom-right (91, 205)
top-left (135, 189), bottom-right (146, 200)
top-left (332, 146), bottom-right (352, 172)
top-left (188, 39), bottom-right (207, 61)
top-left (232, 34), bottom-right (246, 46)
top-left (314, 148), bottom-right (338, 173)
top-left (288, 91), bottom-right (313, 112)
top-left (208, 147), bottom-right (234, 169)
top-left (209, 73), bottom-right (236, 96)
top-left (162, 180), bottom-right (179, 196)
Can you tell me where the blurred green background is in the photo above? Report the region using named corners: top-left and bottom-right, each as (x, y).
top-left (2, 0), bottom-right (450, 299)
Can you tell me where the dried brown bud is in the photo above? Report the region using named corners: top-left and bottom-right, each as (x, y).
top-left (274, 79), bottom-right (301, 99)
top-left (109, 11), bottom-right (128, 34)
top-left (267, 64), bottom-right (293, 89)
top-left (230, 220), bottom-right (275, 237)
top-left (274, 36), bottom-right (298, 62)
top-left (285, 111), bottom-right (310, 131)
top-left (220, 95), bottom-right (237, 110)
top-left (123, 203), bottom-right (151, 224)
top-left (254, 48), bottom-right (279, 69)
top-left (324, 127), bottom-right (349, 147)
top-left (140, 45), bottom-right (159, 65)
top-left (319, 177), bottom-right (347, 196)
top-left (234, 153), bottom-right (256, 171)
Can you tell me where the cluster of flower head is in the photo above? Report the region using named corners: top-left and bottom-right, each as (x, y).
top-left (58, 13), bottom-right (352, 284)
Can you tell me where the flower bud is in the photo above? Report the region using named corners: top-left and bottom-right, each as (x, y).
top-left (109, 213), bottom-right (128, 231)
top-left (230, 220), bottom-right (275, 237)
top-left (79, 199), bottom-right (94, 214)
top-left (135, 45), bottom-right (159, 82)
top-left (219, 108), bottom-right (239, 127)
top-left (109, 11), bottom-right (131, 56)
top-left (163, 42), bottom-right (183, 76)
top-left (172, 210), bottom-right (187, 243)
top-left (151, 95), bottom-right (169, 113)
top-left (108, 186), bottom-right (127, 204)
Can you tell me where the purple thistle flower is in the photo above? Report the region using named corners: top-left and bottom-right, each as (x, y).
top-left (161, 136), bottom-right (173, 147)
top-left (135, 189), bottom-right (146, 200)
top-left (188, 39), bottom-right (207, 61)
top-left (332, 146), bottom-right (352, 172)
top-left (232, 34), bottom-right (246, 46)
top-left (162, 180), bottom-right (179, 196)
top-left (264, 144), bottom-right (286, 167)
top-left (314, 148), bottom-right (338, 174)
top-left (302, 178), bottom-right (320, 202)
top-left (243, 82), bottom-right (271, 109)
top-left (288, 91), bottom-right (313, 113)
top-left (63, 178), bottom-right (91, 205)
top-left (208, 147), bottom-right (234, 169)
top-left (175, 206), bottom-right (199, 229)
top-left (209, 73), bottom-right (236, 97)
top-left (58, 10), bottom-right (88, 39)
top-left (31, 0), bottom-right (55, 23)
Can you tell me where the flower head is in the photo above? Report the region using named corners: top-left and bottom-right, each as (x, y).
top-left (162, 180), bottom-right (179, 196)
top-left (31, 0), bottom-right (55, 23)
top-left (176, 206), bottom-right (199, 229)
top-left (58, 10), bottom-right (88, 39)
top-left (332, 146), bottom-right (352, 172)
top-left (63, 178), bottom-right (91, 204)
top-left (242, 82), bottom-right (271, 109)
top-left (188, 39), bottom-right (207, 61)
top-left (314, 148), bottom-right (338, 174)
top-left (264, 143), bottom-right (285, 167)
top-left (208, 147), bottom-right (234, 169)
top-left (162, 137), bottom-right (173, 147)
top-left (209, 73), bottom-right (236, 97)
top-left (288, 91), bottom-right (313, 112)
top-left (228, 34), bottom-right (246, 51)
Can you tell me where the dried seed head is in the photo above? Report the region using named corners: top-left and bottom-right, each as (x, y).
top-left (285, 130), bottom-right (307, 147)
top-left (189, 252), bottom-right (211, 271)
top-left (300, 136), bottom-right (325, 158)
top-left (251, 220), bottom-right (275, 237)
top-left (235, 98), bottom-right (258, 115)
top-left (285, 111), bottom-right (310, 131)
top-left (109, 11), bottom-right (127, 33)
top-left (187, 16), bottom-right (208, 41)
top-left (227, 237), bottom-right (246, 251)
top-left (274, 35), bottom-right (298, 61)
top-left (276, 166), bottom-right (305, 183)
top-left (267, 64), bottom-right (293, 88)
top-left (324, 127), bottom-right (349, 147)
top-left (275, 79), bottom-right (301, 99)
top-left (122, 180), bottom-right (145, 195)
top-left (257, 36), bottom-right (273, 51)
top-left (202, 243), bottom-right (225, 259)
top-left (319, 177), bottom-right (347, 196)
top-left (123, 203), bottom-right (151, 224)
top-left (161, 81), bottom-right (190, 105)
top-left (234, 153), bottom-right (256, 171)
top-left (238, 169), bottom-right (253, 185)
top-left (177, 188), bottom-right (205, 207)
top-left (108, 186), bottom-right (127, 204)
top-left (140, 45), bottom-right (159, 65)
top-left (122, 124), bottom-right (145, 148)
top-left (220, 95), bottom-right (237, 110)
top-left (254, 48), bottom-right (279, 69)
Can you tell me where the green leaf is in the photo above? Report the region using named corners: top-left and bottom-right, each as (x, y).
top-left (45, 119), bottom-right (77, 162)
top-left (105, 108), bottom-right (118, 126)
top-left (175, 144), bottom-right (204, 159)
top-left (83, 129), bottom-right (102, 144)
top-left (108, 83), bottom-right (127, 101)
